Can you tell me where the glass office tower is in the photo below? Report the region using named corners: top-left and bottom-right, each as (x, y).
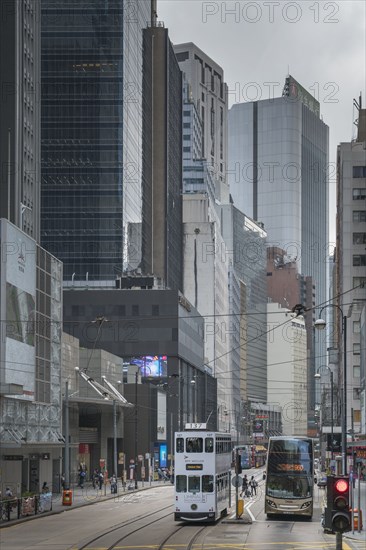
top-left (41, 0), bottom-right (151, 281)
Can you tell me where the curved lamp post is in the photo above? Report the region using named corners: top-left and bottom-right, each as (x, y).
top-left (314, 366), bottom-right (334, 461)
top-left (314, 305), bottom-right (347, 474)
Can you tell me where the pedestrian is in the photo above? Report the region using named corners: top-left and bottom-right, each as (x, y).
top-left (92, 469), bottom-right (99, 489)
top-left (61, 473), bottom-right (65, 490)
top-left (42, 481), bottom-right (50, 493)
top-left (5, 487), bottom-right (13, 498)
top-left (98, 471), bottom-right (104, 490)
top-left (78, 469), bottom-right (86, 488)
top-left (110, 474), bottom-right (117, 494)
top-left (250, 475), bottom-right (257, 496)
top-left (241, 474), bottom-right (248, 497)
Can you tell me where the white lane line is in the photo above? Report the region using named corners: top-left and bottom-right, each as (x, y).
top-left (244, 500), bottom-right (256, 522)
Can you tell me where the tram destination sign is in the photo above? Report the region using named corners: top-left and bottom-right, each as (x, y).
top-left (185, 423), bottom-right (207, 430)
top-left (186, 464), bottom-right (203, 470)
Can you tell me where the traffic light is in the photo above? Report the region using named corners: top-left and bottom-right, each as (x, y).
top-left (325, 476), bottom-right (352, 533)
top-left (235, 452), bottom-right (242, 474)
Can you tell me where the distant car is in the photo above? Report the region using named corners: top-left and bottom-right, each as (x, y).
top-left (317, 476), bottom-right (327, 488)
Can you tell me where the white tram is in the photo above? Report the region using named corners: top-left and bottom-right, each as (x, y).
top-left (174, 423), bottom-right (232, 522)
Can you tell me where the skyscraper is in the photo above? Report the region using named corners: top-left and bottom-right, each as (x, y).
top-left (141, 24), bottom-right (183, 291)
top-left (0, 0), bottom-right (41, 240)
top-left (41, 0), bottom-right (151, 281)
top-left (228, 75), bottom-right (329, 417)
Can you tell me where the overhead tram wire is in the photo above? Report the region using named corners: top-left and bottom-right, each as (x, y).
top-left (1, 283), bottom-right (362, 374)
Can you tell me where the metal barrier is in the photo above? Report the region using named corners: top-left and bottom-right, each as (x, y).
top-left (0, 493), bottom-right (53, 523)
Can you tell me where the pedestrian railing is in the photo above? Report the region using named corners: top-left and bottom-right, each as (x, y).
top-left (0, 493), bottom-right (53, 523)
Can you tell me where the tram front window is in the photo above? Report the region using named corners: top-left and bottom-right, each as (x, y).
top-left (176, 475), bottom-right (187, 492)
top-left (188, 476), bottom-right (201, 493)
top-left (205, 437), bottom-right (214, 452)
top-left (186, 437), bottom-right (203, 453)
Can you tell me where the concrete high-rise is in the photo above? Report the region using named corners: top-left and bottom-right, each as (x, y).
top-left (174, 42), bottom-right (229, 204)
top-left (336, 101), bottom-right (366, 437)
top-left (228, 75), bottom-right (329, 423)
top-left (141, 24), bottom-right (183, 291)
top-left (0, 0), bottom-right (41, 240)
top-left (41, 0), bottom-right (151, 281)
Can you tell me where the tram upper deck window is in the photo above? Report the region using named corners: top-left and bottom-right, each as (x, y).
top-left (176, 475), bottom-right (187, 492)
top-left (205, 437), bottom-right (214, 452)
top-left (176, 438), bottom-right (184, 453)
top-left (186, 437), bottom-right (203, 452)
top-left (188, 475), bottom-right (200, 493)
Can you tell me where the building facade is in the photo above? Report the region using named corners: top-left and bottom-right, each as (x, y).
top-left (41, 0), bottom-right (151, 281)
top-left (174, 42), bottom-right (229, 205)
top-left (0, 219), bottom-right (63, 495)
top-left (141, 24), bottom-right (183, 291)
top-left (267, 303), bottom-right (308, 436)
top-left (0, 0), bottom-right (41, 239)
top-left (336, 105), bottom-right (366, 437)
top-left (228, 75), bottom-right (329, 425)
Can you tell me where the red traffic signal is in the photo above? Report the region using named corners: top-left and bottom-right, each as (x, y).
top-left (331, 476), bottom-right (351, 533)
top-left (334, 479), bottom-right (348, 493)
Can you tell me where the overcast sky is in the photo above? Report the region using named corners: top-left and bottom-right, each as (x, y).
top-left (158, 0), bottom-right (366, 244)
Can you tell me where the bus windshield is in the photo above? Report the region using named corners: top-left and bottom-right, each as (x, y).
top-left (266, 438), bottom-right (313, 499)
top-left (266, 474), bottom-right (312, 499)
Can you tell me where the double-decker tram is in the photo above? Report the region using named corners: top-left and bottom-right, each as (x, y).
top-left (264, 437), bottom-right (314, 518)
top-left (174, 423), bottom-right (232, 522)
top-left (233, 445), bottom-right (253, 469)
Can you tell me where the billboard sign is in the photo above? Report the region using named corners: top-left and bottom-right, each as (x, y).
top-left (0, 220), bottom-right (36, 399)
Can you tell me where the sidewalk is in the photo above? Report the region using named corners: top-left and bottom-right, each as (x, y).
top-left (0, 479), bottom-right (172, 528)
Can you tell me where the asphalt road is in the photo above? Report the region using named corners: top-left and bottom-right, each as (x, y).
top-left (0, 470), bottom-right (364, 550)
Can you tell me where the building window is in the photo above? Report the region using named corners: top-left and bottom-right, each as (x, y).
top-left (183, 135), bottom-right (190, 141)
top-left (132, 305), bottom-right (139, 316)
top-left (183, 110), bottom-right (190, 116)
top-left (353, 277), bottom-right (366, 288)
top-left (353, 365), bottom-right (360, 378)
top-left (183, 123), bottom-right (191, 128)
top-left (353, 210), bottom-right (366, 222)
top-left (176, 51), bottom-right (189, 62)
top-left (183, 147), bottom-right (191, 152)
top-left (352, 166), bottom-right (366, 178)
top-left (353, 254), bottom-right (366, 266)
top-left (353, 320), bottom-right (360, 333)
top-left (353, 388), bottom-right (361, 400)
top-left (353, 233), bottom-right (366, 244)
top-left (353, 188), bottom-right (366, 200)
top-left (202, 92), bottom-right (205, 102)
top-left (353, 343), bottom-right (360, 355)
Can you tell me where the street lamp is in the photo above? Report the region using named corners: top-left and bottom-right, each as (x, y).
top-left (314, 305), bottom-right (348, 475)
top-left (314, 366), bottom-right (334, 462)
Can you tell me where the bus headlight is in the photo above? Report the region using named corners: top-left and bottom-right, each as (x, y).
top-left (191, 504), bottom-right (198, 510)
top-left (266, 499), bottom-right (277, 508)
top-left (300, 501), bottom-right (311, 509)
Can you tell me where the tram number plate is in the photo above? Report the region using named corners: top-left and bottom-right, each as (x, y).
top-left (186, 464), bottom-right (203, 470)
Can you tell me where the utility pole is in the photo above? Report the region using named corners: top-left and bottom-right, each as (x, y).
top-left (64, 380), bottom-right (70, 489)
top-left (113, 399), bottom-right (118, 490)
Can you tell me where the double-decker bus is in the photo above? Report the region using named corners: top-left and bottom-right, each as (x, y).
top-left (264, 437), bottom-right (314, 518)
top-left (174, 423), bottom-right (232, 522)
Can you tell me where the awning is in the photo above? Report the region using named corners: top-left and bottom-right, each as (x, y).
top-left (78, 372), bottom-right (133, 407)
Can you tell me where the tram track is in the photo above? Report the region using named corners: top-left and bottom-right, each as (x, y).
top-left (74, 503), bottom-right (173, 550)
top-left (158, 524), bottom-right (208, 550)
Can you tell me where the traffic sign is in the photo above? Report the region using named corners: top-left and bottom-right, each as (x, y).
top-left (231, 475), bottom-right (243, 487)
